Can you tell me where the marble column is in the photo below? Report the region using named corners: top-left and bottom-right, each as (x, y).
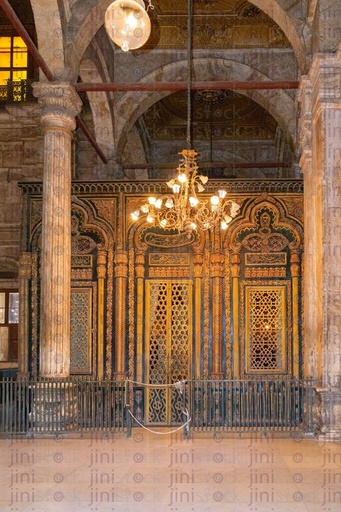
top-left (299, 46), bottom-right (341, 440)
top-left (33, 83), bottom-right (82, 378)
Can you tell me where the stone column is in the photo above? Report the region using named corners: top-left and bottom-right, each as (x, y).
top-left (33, 83), bottom-right (82, 378)
top-left (299, 47), bottom-right (341, 440)
top-left (18, 252), bottom-right (32, 380)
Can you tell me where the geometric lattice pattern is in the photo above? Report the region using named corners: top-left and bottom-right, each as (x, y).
top-left (70, 289), bottom-right (92, 374)
top-left (248, 287), bottom-right (284, 372)
top-left (147, 281), bottom-right (190, 423)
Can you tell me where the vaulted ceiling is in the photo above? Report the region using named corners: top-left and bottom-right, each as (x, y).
top-left (1, 0), bottom-right (323, 179)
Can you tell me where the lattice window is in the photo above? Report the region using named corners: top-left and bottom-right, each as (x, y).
top-left (146, 280), bottom-right (191, 423)
top-left (71, 288), bottom-right (92, 374)
top-left (245, 286), bottom-right (286, 374)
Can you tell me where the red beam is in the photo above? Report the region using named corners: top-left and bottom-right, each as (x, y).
top-left (75, 81), bottom-right (299, 92)
top-left (122, 161), bottom-right (290, 170)
top-left (0, 0), bottom-right (108, 164)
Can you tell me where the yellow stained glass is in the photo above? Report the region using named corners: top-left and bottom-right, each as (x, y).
top-left (0, 37), bottom-right (11, 68)
top-left (0, 71), bottom-right (10, 86)
top-left (13, 37), bottom-right (27, 67)
top-left (13, 37), bottom-right (26, 48)
top-left (12, 70), bottom-right (27, 81)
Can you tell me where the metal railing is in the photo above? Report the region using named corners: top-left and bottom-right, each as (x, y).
top-left (0, 378), bottom-right (127, 436)
top-left (0, 378), bottom-right (317, 437)
top-left (187, 379), bottom-right (316, 434)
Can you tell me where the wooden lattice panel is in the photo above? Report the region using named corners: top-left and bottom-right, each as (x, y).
top-left (146, 280), bottom-right (191, 424)
top-left (245, 286), bottom-right (287, 374)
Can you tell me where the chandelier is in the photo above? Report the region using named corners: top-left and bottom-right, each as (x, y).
top-left (130, 0), bottom-right (240, 232)
top-left (131, 149), bottom-right (240, 231)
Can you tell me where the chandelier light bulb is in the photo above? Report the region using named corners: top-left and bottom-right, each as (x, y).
top-left (160, 219), bottom-right (167, 228)
top-left (173, 184), bottom-right (181, 194)
top-left (178, 173), bottom-right (187, 183)
top-left (154, 199), bottom-right (163, 209)
top-left (141, 204), bottom-right (149, 213)
top-left (218, 189), bottom-right (227, 198)
top-left (189, 196), bottom-right (199, 207)
top-left (210, 195), bottom-right (219, 206)
top-left (146, 214), bottom-right (154, 223)
top-left (165, 198), bottom-right (174, 208)
top-left (131, 210), bottom-right (140, 220)
top-left (197, 183), bottom-right (205, 193)
top-left (104, 0), bottom-right (151, 52)
top-left (221, 220), bottom-right (228, 230)
top-left (148, 196), bottom-right (156, 205)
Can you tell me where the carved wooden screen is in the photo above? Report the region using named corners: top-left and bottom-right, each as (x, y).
top-left (245, 285), bottom-right (287, 374)
top-left (145, 280), bottom-right (192, 424)
top-left (70, 287), bottom-right (94, 374)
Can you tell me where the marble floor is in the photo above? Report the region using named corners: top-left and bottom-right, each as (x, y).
top-left (0, 429), bottom-right (340, 512)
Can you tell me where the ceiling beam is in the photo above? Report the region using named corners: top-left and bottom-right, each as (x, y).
top-left (75, 81), bottom-right (299, 92)
top-left (121, 162), bottom-right (290, 170)
top-left (0, 0), bottom-right (108, 164)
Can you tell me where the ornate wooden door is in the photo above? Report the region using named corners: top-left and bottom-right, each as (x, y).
top-left (145, 280), bottom-right (192, 425)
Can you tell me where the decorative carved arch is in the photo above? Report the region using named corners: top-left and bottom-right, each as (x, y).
top-left (227, 193), bottom-right (303, 254)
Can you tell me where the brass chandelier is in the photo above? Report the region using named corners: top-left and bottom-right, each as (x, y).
top-left (129, 0), bottom-right (240, 232)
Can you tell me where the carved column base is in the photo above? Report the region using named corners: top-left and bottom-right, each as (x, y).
top-left (317, 389), bottom-right (341, 442)
top-left (29, 382), bottom-right (76, 432)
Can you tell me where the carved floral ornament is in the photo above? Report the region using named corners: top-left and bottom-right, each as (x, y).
top-left (228, 195), bottom-right (303, 254)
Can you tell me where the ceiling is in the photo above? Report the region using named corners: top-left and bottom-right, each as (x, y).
top-left (0, 0), bottom-right (300, 179)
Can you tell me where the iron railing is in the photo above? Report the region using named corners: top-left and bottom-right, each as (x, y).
top-left (0, 379), bottom-right (128, 435)
top-left (187, 379), bottom-right (316, 434)
top-left (0, 378), bottom-right (317, 437)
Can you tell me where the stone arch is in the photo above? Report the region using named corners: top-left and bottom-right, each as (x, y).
top-left (0, 256), bottom-right (19, 277)
top-left (30, 0), bottom-right (66, 79)
top-left (79, 57), bottom-right (115, 160)
top-left (65, 0), bottom-right (307, 79)
top-left (114, 58), bottom-right (296, 162)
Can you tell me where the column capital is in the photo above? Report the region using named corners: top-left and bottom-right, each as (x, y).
top-left (32, 82), bottom-right (82, 131)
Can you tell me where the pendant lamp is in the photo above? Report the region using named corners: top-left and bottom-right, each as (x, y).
top-left (105, 0), bottom-right (151, 52)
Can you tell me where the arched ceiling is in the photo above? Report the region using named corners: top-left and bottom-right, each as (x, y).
top-left (1, 0), bottom-right (318, 179)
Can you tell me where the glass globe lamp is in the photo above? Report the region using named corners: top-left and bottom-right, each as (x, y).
top-left (104, 0), bottom-right (151, 52)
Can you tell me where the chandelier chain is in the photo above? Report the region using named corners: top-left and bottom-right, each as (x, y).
top-left (187, 0), bottom-right (192, 148)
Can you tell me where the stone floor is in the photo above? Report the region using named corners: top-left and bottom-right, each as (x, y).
top-left (0, 429), bottom-right (340, 512)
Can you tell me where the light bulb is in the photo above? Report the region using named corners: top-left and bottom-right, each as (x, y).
top-left (154, 199), bottom-right (163, 209)
top-left (178, 173), bottom-right (187, 183)
top-left (189, 196), bottom-right (198, 207)
top-left (221, 221), bottom-right (228, 230)
top-left (141, 204), bottom-right (149, 213)
top-left (165, 198), bottom-right (174, 208)
top-left (146, 214), bottom-right (154, 223)
top-left (104, 0), bottom-right (151, 51)
top-left (197, 183), bottom-right (205, 193)
top-left (160, 219), bottom-right (167, 228)
top-left (190, 222), bottom-right (197, 229)
top-left (218, 189), bottom-right (227, 198)
top-left (210, 195), bottom-right (219, 206)
top-left (173, 184), bottom-right (180, 194)
top-left (199, 175), bottom-right (208, 184)
top-left (131, 210), bottom-right (140, 220)
top-left (148, 196), bottom-right (156, 205)
top-left (121, 40), bottom-right (130, 52)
